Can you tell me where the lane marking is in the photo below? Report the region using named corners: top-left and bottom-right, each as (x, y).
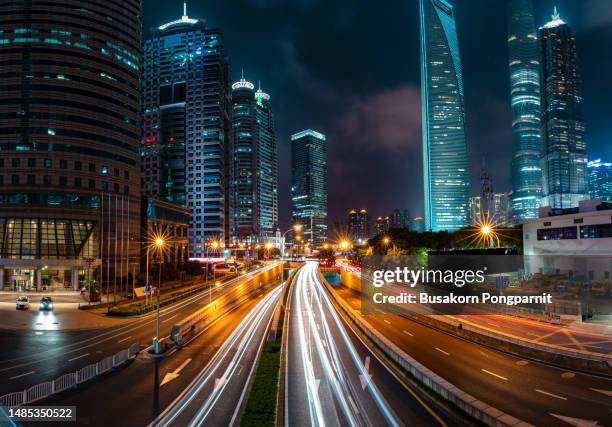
top-left (589, 388), bottom-right (612, 397)
top-left (515, 360), bottom-right (529, 366)
top-left (162, 314), bottom-right (178, 324)
top-left (118, 336), bottom-right (133, 343)
top-left (402, 330), bottom-right (414, 337)
top-left (68, 353), bottom-right (89, 362)
top-left (481, 369), bottom-right (507, 381)
top-left (536, 389), bottom-right (567, 400)
top-left (10, 371), bottom-right (35, 380)
top-left (435, 347), bottom-right (450, 356)
top-left (561, 372), bottom-right (575, 379)
top-left (383, 319), bottom-right (391, 325)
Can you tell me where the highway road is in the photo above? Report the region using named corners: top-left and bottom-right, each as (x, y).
top-left (285, 262), bottom-right (451, 427)
top-left (45, 285), bottom-right (279, 426)
top-left (335, 285), bottom-right (612, 426)
top-left (0, 263), bottom-right (280, 398)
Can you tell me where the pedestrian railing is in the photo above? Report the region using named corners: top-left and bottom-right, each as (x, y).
top-left (0, 343), bottom-right (140, 408)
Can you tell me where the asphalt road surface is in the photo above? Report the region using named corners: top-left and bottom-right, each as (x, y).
top-left (285, 262), bottom-right (451, 427)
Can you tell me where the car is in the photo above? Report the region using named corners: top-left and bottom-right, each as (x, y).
top-left (15, 296), bottom-right (30, 310)
top-left (39, 296), bottom-right (54, 311)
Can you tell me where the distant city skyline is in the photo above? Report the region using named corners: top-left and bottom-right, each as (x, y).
top-left (143, 1), bottom-right (612, 225)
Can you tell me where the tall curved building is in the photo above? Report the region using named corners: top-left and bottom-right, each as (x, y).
top-left (420, 0), bottom-right (469, 232)
top-left (508, 0), bottom-right (542, 224)
top-left (0, 1), bottom-right (142, 290)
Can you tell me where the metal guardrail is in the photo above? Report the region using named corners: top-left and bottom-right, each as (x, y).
top-left (0, 343), bottom-right (140, 408)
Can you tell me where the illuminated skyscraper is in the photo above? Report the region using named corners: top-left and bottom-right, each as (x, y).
top-left (588, 159), bottom-right (612, 202)
top-left (230, 74), bottom-right (278, 242)
top-left (508, 0), bottom-right (542, 223)
top-left (291, 130), bottom-right (327, 245)
top-left (143, 5), bottom-right (231, 256)
top-left (539, 8), bottom-right (588, 209)
top-left (0, 0), bottom-right (142, 290)
top-left (347, 209), bottom-right (370, 241)
top-left (419, 0), bottom-right (469, 232)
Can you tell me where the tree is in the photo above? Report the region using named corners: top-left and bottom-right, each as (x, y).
top-left (317, 248), bottom-right (337, 266)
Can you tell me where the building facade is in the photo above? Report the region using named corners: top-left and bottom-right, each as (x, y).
top-left (588, 159), bottom-right (612, 202)
top-left (389, 209), bottom-right (411, 229)
top-left (291, 130), bottom-right (327, 246)
top-left (348, 209), bottom-right (370, 242)
top-left (523, 200), bottom-right (612, 281)
top-left (539, 9), bottom-right (588, 209)
top-left (0, 1), bottom-right (142, 290)
top-left (143, 198), bottom-right (190, 270)
top-left (375, 216), bottom-right (390, 237)
top-left (230, 75), bottom-right (278, 243)
top-left (508, 0), bottom-right (542, 224)
top-left (420, 0), bottom-right (470, 232)
top-left (143, 6), bottom-right (231, 257)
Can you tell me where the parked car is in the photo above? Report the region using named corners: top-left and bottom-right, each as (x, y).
top-left (15, 296), bottom-right (30, 310)
top-left (39, 296), bottom-right (54, 311)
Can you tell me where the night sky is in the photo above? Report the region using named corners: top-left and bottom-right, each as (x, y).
top-left (144, 0), bottom-right (612, 228)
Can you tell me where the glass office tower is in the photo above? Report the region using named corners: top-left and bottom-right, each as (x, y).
top-left (291, 130), bottom-right (328, 245)
top-left (588, 159), bottom-right (612, 202)
top-left (143, 6), bottom-right (231, 256)
top-left (508, 0), bottom-right (542, 224)
top-left (230, 75), bottom-right (278, 242)
top-left (419, 0), bottom-right (469, 232)
top-left (0, 0), bottom-right (142, 290)
top-left (539, 9), bottom-right (588, 209)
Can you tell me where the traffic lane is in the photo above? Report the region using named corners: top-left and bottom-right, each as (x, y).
top-left (288, 264), bottom-right (444, 427)
top-left (40, 289), bottom-right (271, 427)
top-left (0, 267), bottom-right (281, 386)
top-left (459, 314), bottom-right (612, 353)
top-left (164, 288), bottom-right (280, 427)
top-left (336, 287), bottom-right (612, 425)
top-left (328, 291), bottom-right (450, 426)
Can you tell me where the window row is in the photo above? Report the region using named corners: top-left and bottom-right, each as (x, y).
top-left (0, 158), bottom-right (129, 178)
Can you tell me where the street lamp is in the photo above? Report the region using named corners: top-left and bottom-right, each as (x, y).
top-left (149, 236), bottom-right (165, 354)
top-left (280, 224), bottom-right (302, 283)
top-left (383, 236), bottom-right (390, 245)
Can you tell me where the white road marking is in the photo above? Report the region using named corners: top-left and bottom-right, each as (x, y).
top-left (536, 389), bottom-right (567, 400)
top-left (481, 369), bottom-right (508, 381)
top-left (117, 336), bottom-right (133, 343)
top-left (435, 347), bottom-right (450, 356)
top-left (383, 319), bottom-right (391, 325)
top-left (549, 413), bottom-right (601, 427)
top-left (10, 371), bottom-right (35, 380)
top-left (68, 353), bottom-right (89, 362)
top-left (589, 388), bottom-right (612, 397)
top-left (162, 314), bottom-right (178, 324)
top-left (402, 330), bottom-right (414, 337)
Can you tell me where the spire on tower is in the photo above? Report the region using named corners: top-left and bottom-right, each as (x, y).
top-left (183, 2), bottom-right (188, 18)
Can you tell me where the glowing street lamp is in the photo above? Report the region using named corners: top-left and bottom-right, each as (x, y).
top-left (339, 240), bottom-right (350, 250)
top-left (148, 235), bottom-right (165, 354)
top-left (383, 236), bottom-right (390, 245)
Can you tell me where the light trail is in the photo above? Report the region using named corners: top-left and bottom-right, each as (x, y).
top-left (293, 262), bottom-right (400, 427)
top-left (151, 285), bottom-right (281, 427)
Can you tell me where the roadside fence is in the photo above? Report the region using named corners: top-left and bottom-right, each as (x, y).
top-left (0, 343), bottom-right (140, 408)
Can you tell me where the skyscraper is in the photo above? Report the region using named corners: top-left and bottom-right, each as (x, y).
top-left (539, 8), bottom-right (588, 209)
top-left (347, 209), bottom-right (370, 242)
top-left (143, 5), bottom-right (231, 256)
top-left (291, 130), bottom-right (328, 246)
top-left (588, 159), bottom-right (612, 202)
top-left (230, 74), bottom-right (278, 242)
top-left (419, 0), bottom-right (469, 232)
top-left (508, 0), bottom-right (542, 223)
top-left (0, 1), bottom-right (142, 290)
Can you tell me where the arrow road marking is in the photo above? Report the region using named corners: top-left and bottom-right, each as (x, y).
top-left (550, 413), bottom-right (601, 426)
top-left (160, 358), bottom-right (192, 386)
top-left (359, 356), bottom-right (372, 390)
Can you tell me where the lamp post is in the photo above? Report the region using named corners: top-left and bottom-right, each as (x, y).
top-left (152, 237), bottom-right (165, 354)
top-left (281, 224), bottom-right (302, 282)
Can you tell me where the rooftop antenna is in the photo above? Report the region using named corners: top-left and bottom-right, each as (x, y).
top-left (258, 80), bottom-right (261, 91)
top-left (241, 68), bottom-right (245, 80)
top-left (183, 2), bottom-right (188, 18)
top-left (552, 6), bottom-right (559, 20)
